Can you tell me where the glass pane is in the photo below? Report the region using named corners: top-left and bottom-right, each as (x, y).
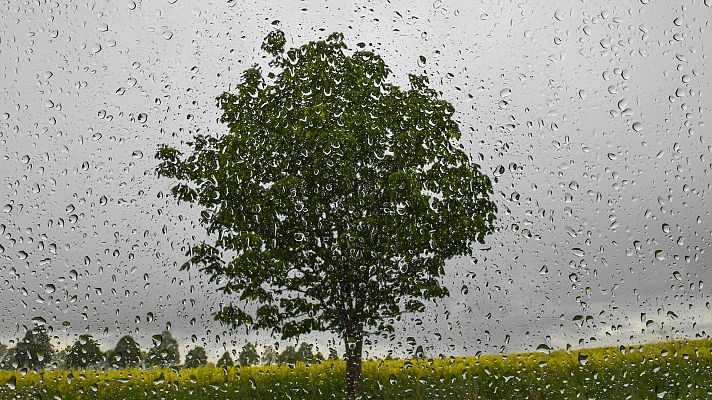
top-left (1, 0), bottom-right (710, 398)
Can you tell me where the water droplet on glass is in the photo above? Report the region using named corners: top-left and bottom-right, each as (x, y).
top-left (655, 250), bottom-right (665, 261)
top-left (5, 376), bottom-right (16, 390)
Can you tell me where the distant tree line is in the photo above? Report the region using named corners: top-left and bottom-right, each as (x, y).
top-left (0, 326), bottom-right (328, 370)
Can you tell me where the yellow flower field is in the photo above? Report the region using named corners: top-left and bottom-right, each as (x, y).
top-left (2, 338), bottom-right (711, 399)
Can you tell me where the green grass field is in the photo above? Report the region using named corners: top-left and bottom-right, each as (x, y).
top-left (2, 338), bottom-right (711, 399)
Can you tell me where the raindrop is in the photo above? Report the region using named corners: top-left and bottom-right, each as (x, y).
top-left (571, 248), bottom-right (585, 257)
top-left (5, 376), bottom-right (16, 390)
top-left (617, 98), bottom-right (628, 111)
top-left (654, 250), bottom-right (665, 261)
top-left (536, 344), bottom-right (551, 352)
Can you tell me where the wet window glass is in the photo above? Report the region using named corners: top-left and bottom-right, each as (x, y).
top-left (1, 1), bottom-right (710, 399)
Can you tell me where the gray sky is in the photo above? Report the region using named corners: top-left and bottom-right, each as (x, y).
top-left (1, 0), bottom-right (711, 361)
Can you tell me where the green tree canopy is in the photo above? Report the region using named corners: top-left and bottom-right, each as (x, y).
top-left (260, 345), bottom-right (277, 365)
top-left (66, 335), bottom-right (103, 369)
top-left (275, 345), bottom-right (298, 365)
top-left (296, 342), bottom-right (321, 364)
top-left (237, 342), bottom-right (259, 366)
top-left (184, 346), bottom-right (208, 368)
top-left (156, 30), bottom-right (496, 399)
top-left (107, 335), bottom-right (142, 369)
top-left (146, 331), bottom-right (180, 368)
top-left (328, 348), bottom-right (339, 360)
top-left (216, 351), bottom-right (234, 367)
top-left (0, 344), bottom-right (15, 370)
top-left (13, 325), bottom-right (55, 370)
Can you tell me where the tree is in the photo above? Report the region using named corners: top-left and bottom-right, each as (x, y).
top-left (237, 342), bottom-right (259, 366)
top-left (14, 325), bottom-right (55, 369)
top-left (216, 351), bottom-right (234, 367)
top-left (107, 335), bottom-right (142, 369)
top-left (296, 342), bottom-right (318, 364)
top-left (314, 351), bottom-right (325, 364)
top-left (0, 345), bottom-right (16, 370)
top-left (155, 30), bottom-right (496, 400)
top-left (146, 331), bottom-right (180, 368)
top-left (261, 345), bottom-right (277, 365)
top-left (0, 343), bottom-right (8, 369)
top-left (276, 345), bottom-right (298, 364)
top-left (184, 346), bottom-right (208, 368)
top-left (66, 335), bottom-right (103, 369)
top-left (55, 346), bottom-right (70, 369)
top-left (328, 348), bottom-right (339, 361)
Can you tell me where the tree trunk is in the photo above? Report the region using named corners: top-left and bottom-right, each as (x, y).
top-left (344, 335), bottom-right (364, 400)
